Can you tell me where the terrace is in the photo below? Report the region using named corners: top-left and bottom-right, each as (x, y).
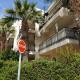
top-left (39, 28), bottom-right (80, 51)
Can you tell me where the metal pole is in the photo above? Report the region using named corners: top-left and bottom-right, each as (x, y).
top-left (17, 53), bottom-right (22, 80)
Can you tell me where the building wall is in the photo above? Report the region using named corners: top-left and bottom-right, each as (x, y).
top-left (35, 0), bottom-right (80, 60)
top-left (39, 43), bottom-right (80, 60)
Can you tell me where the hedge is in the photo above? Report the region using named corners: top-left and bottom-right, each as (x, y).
top-left (0, 60), bottom-right (18, 80)
top-left (0, 50), bottom-right (80, 80)
top-left (0, 56), bottom-right (80, 80)
top-left (0, 49), bottom-right (19, 61)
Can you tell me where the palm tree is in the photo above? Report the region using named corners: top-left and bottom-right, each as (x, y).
top-left (0, 0), bottom-right (42, 59)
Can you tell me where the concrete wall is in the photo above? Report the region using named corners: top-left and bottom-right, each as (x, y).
top-left (39, 43), bottom-right (80, 60)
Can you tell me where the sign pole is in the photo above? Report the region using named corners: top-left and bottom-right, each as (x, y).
top-left (17, 53), bottom-right (22, 80)
top-left (17, 39), bottom-right (26, 80)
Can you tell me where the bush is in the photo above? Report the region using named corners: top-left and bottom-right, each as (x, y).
top-left (74, 75), bottom-right (80, 80)
top-left (0, 49), bottom-right (19, 80)
top-left (0, 53), bottom-right (80, 80)
top-left (20, 56), bottom-right (80, 80)
top-left (0, 61), bottom-right (18, 80)
top-left (0, 49), bottom-right (19, 61)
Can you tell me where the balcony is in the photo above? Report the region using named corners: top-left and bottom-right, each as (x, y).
top-left (39, 28), bottom-right (79, 51)
top-left (39, 0), bottom-right (62, 29)
top-left (39, 7), bottom-right (71, 32)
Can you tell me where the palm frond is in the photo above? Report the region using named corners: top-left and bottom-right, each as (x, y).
top-left (0, 16), bottom-right (16, 26)
top-left (5, 9), bottom-right (16, 16)
top-left (15, 0), bottom-right (22, 11)
top-left (0, 0), bottom-right (42, 27)
top-left (43, 0), bottom-right (53, 3)
top-left (17, 11), bottom-right (24, 18)
top-left (27, 8), bottom-right (42, 22)
top-left (8, 27), bottom-right (15, 34)
top-left (30, 3), bottom-right (36, 10)
top-left (22, 0), bottom-right (30, 11)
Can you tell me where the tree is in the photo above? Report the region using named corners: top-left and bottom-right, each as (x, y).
top-left (0, 25), bottom-right (15, 51)
top-left (69, 0), bottom-right (80, 14)
top-left (0, 49), bottom-right (19, 61)
top-left (0, 0), bottom-right (42, 59)
top-left (67, 0), bottom-right (80, 29)
top-left (43, 0), bottom-right (53, 3)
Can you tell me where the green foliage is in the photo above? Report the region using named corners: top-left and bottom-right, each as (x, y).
top-left (20, 55), bottom-right (80, 80)
top-left (0, 61), bottom-right (18, 80)
top-left (1, 51), bottom-right (80, 80)
top-left (0, 49), bottom-right (19, 61)
top-left (0, 49), bottom-right (19, 79)
top-left (74, 75), bottom-right (80, 80)
top-left (0, 0), bottom-right (42, 26)
top-left (43, 0), bottom-right (54, 3)
top-left (62, 0), bottom-right (69, 7)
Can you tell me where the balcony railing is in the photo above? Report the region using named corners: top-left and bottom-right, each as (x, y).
top-left (39, 28), bottom-right (79, 51)
top-left (39, 0), bottom-right (62, 30)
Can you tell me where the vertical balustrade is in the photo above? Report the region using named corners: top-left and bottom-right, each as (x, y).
top-left (39, 28), bottom-right (79, 51)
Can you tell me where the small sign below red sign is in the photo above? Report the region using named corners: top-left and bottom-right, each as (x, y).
top-left (18, 39), bottom-right (26, 54)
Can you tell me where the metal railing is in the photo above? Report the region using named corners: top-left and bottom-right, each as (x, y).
top-left (39, 28), bottom-right (79, 51)
top-left (39, 0), bottom-right (62, 30)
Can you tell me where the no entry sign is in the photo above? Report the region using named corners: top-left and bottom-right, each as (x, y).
top-left (18, 39), bottom-right (26, 54)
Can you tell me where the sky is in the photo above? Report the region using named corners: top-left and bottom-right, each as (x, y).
top-left (0, 0), bottom-right (49, 18)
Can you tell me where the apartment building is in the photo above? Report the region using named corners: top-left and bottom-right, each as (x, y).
top-left (35, 0), bottom-right (80, 60)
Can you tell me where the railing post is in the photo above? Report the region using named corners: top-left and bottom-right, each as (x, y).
top-left (55, 23), bottom-right (59, 41)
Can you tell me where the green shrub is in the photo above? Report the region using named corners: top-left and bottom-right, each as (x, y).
top-left (74, 75), bottom-right (80, 80)
top-left (0, 49), bottom-right (19, 61)
top-left (20, 54), bottom-right (80, 80)
top-left (0, 53), bottom-right (80, 80)
top-left (0, 61), bottom-right (18, 80)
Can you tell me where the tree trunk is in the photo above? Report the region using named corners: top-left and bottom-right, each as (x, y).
top-left (1, 32), bottom-right (6, 51)
top-left (20, 19), bottom-right (35, 61)
top-left (21, 19), bottom-right (29, 60)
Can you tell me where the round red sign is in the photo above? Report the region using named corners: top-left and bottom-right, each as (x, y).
top-left (18, 39), bottom-right (26, 54)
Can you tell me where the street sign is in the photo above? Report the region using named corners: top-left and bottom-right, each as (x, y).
top-left (18, 39), bottom-right (26, 54)
top-left (17, 39), bottom-right (26, 80)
